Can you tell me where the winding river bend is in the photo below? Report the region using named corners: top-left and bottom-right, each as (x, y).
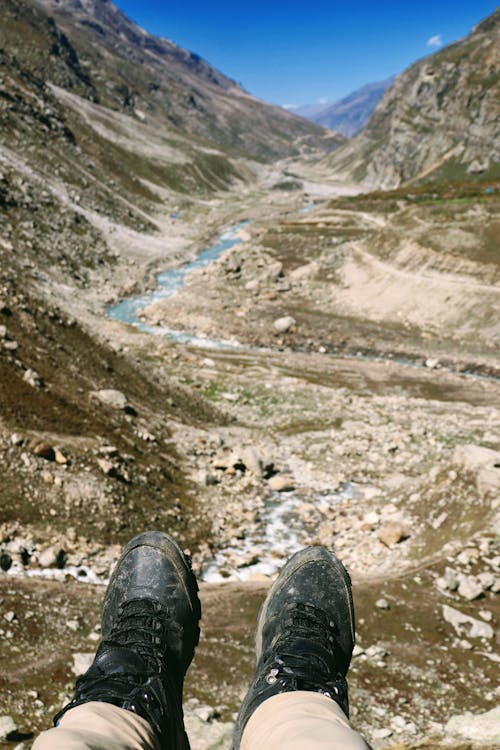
top-left (108, 222), bottom-right (249, 348)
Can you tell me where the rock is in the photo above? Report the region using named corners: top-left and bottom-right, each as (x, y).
top-left (436, 567), bottom-right (459, 592)
top-left (72, 652), bottom-right (95, 677)
top-left (192, 704), bottom-right (216, 722)
top-left (363, 511), bottom-right (380, 526)
top-left (0, 716), bottom-right (18, 741)
top-left (268, 475), bottom-right (295, 492)
top-left (457, 574), bottom-right (484, 601)
top-left (66, 619), bottom-right (79, 632)
top-left (442, 604), bottom-right (494, 639)
top-left (37, 546), bottom-right (66, 569)
top-left (479, 609), bottom-right (493, 621)
top-left (240, 446), bottom-right (263, 476)
top-left (0, 552), bottom-right (12, 571)
top-left (204, 472), bottom-right (220, 486)
top-left (4, 611), bottom-right (16, 623)
top-left (23, 368), bottom-right (44, 387)
top-left (453, 444), bottom-right (500, 495)
top-left (266, 260), bottom-right (283, 280)
top-left (352, 644), bottom-right (365, 657)
top-left (97, 458), bottom-right (117, 476)
top-left (0, 325), bottom-right (6, 338)
top-left (10, 433), bottom-right (24, 446)
top-left (184, 710), bottom-right (233, 750)
top-left (54, 449), bottom-right (68, 465)
top-left (377, 522), bottom-right (409, 546)
top-left (90, 389), bottom-right (128, 410)
top-left (477, 571), bottom-right (495, 590)
top-left (445, 706), bottom-right (500, 744)
top-left (372, 727), bottom-right (392, 739)
top-left (272, 315), bottom-right (296, 334)
top-left (32, 443), bottom-right (55, 461)
top-left (425, 358), bottom-right (440, 369)
top-left (375, 598), bottom-right (390, 610)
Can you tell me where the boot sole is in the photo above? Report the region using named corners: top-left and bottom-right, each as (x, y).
top-left (104, 531), bottom-right (201, 666)
top-left (255, 546), bottom-right (355, 662)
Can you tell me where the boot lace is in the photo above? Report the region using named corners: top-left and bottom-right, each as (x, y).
top-left (261, 601), bottom-right (348, 703)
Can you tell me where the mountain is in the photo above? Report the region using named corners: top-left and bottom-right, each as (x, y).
top-left (325, 10), bottom-right (500, 188)
top-left (29, 0), bottom-right (342, 162)
top-left (295, 77), bottom-right (396, 137)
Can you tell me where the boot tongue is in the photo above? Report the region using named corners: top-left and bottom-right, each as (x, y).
top-left (94, 644), bottom-right (151, 676)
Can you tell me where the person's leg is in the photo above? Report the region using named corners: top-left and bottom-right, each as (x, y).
top-left (33, 531), bottom-right (201, 750)
top-left (233, 546), bottom-right (372, 750)
top-left (33, 702), bottom-right (160, 750)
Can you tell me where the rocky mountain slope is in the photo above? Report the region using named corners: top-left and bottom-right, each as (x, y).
top-left (326, 10), bottom-right (500, 188)
top-left (32, 0), bottom-right (342, 161)
top-left (295, 76), bottom-right (396, 137)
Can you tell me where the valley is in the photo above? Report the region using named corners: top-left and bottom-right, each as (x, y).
top-left (0, 2), bottom-right (499, 749)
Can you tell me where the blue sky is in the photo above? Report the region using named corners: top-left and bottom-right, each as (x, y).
top-left (116, 1), bottom-right (498, 106)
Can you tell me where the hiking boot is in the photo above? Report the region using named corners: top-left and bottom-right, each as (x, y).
top-left (54, 531), bottom-right (201, 750)
top-left (232, 545), bottom-right (355, 749)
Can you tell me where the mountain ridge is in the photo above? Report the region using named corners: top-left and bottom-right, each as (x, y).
top-left (325, 9), bottom-right (500, 188)
top-left (295, 76), bottom-right (396, 137)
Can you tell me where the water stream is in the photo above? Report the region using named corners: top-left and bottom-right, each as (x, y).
top-left (108, 222), bottom-right (248, 348)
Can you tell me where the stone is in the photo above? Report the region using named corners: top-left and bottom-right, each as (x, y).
top-left (32, 443), bottom-right (55, 461)
top-left (377, 522), bottom-right (409, 546)
top-left (23, 368), bottom-right (44, 387)
top-left (0, 325), bottom-right (6, 338)
top-left (425, 358), bottom-right (440, 369)
top-left (272, 315), bottom-right (296, 334)
top-left (72, 652), bottom-right (94, 677)
top-left (445, 706), bottom-right (500, 744)
top-left (442, 604), bottom-right (494, 639)
top-left (372, 728), bottom-right (392, 739)
top-left (90, 389), bottom-right (128, 410)
top-left (457, 574), bottom-right (484, 601)
top-left (436, 567), bottom-right (459, 592)
top-left (54, 449), bottom-right (68, 465)
top-left (268, 475), bottom-right (295, 492)
top-left (240, 446), bottom-right (263, 476)
top-left (0, 716), bottom-right (17, 741)
top-left (0, 552), bottom-right (12, 571)
top-left (184, 710), bottom-right (233, 750)
top-left (37, 546), bottom-right (66, 569)
top-left (97, 458), bottom-right (117, 476)
top-left (477, 571), bottom-right (495, 590)
top-left (10, 433), bottom-right (23, 446)
top-left (453, 444), bottom-right (500, 495)
top-left (479, 610), bottom-right (493, 622)
top-left (375, 598), bottom-right (390, 610)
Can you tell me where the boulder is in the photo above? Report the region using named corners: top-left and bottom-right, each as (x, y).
top-left (453, 444), bottom-right (500, 496)
top-left (72, 652), bottom-right (95, 677)
top-left (32, 443), bottom-right (55, 461)
top-left (0, 716), bottom-right (17, 741)
top-left (268, 475), bottom-right (295, 492)
top-left (377, 522), bottom-right (409, 547)
top-left (442, 604), bottom-right (494, 639)
top-left (273, 315), bottom-right (296, 334)
top-left (90, 389), bottom-right (128, 410)
top-left (23, 368), bottom-right (44, 388)
top-left (457, 574), bottom-right (484, 601)
top-left (445, 707), bottom-right (500, 745)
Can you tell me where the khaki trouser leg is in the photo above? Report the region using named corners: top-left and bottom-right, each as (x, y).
top-left (240, 691), bottom-right (372, 750)
top-left (32, 702), bottom-right (161, 750)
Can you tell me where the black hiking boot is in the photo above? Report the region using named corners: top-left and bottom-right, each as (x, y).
top-left (54, 531), bottom-right (201, 750)
top-left (232, 546), bottom-right (355, 749)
